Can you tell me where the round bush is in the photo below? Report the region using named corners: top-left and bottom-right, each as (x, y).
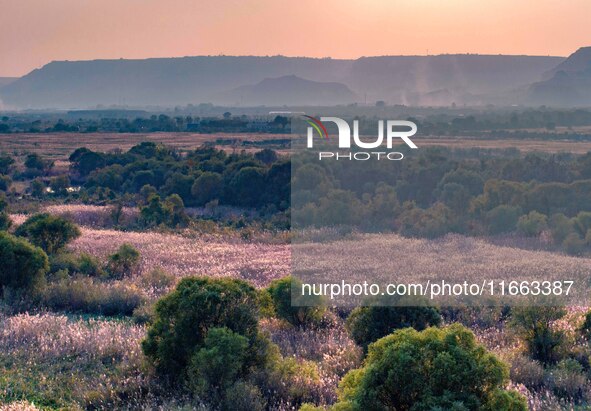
top-left (187, 327), bottom-right (250, 397)
top-left (517, 211), bottom-right (548, 237)
top-left (15, 213), bottom-right (81, 254)
top-left (0, 232), bottom-right (49, 291)
top-left (509, 305), bottom-right (566, 364)
top-left (0, 212), bottom-right (11, 231)
top-left (266, 276), bottom-right (324, 327)
top-left (486, 205), bottom-right (521, 235)
top-left (106, 243), bottom-right (140, 279)
top-left (142, 277), bottom-right (265, 378)
top-left (334, 324), bottom-right (526, 411)
top-left (222, 381), bottom-right (266, 411)
top-left (346, 304), bottom-right (441, 351)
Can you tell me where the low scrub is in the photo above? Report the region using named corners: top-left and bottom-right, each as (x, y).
top-left (42, 277), bottom-right (145, 316)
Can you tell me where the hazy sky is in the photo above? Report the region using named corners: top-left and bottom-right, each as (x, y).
top-left (1, 0), bottom-right (590, 77)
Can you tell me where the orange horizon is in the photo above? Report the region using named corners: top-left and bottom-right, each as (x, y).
top-left (1, 0), bottom-right (590, 77)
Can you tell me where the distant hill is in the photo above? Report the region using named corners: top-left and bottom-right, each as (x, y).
top-left (215, 75), bottom-right (357, 106)
top-left (528, 47), bottom-right (591, 106)
top-left (0, 54), bottom-right (566, 109)
top-left (0, 77), bottom-right (17, 88)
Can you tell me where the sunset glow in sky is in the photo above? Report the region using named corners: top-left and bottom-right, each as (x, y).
top-left (1, 0), bottom-right (590, 77)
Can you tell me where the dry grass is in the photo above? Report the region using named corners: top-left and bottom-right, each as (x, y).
top-left (0, 132), bottom-right (290, 160)
top-left (294, 232), bottom-right (591, 305)
top-left (0, 313), bottom-right (148, 409)
top-left (2, 132), bottom-right (591, 162)
top-left (70, 227), bottom-right (290, 289)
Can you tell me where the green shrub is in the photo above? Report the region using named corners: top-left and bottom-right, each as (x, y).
top-left (509, 355), bottom-right (545, 389)
top-left (580, 310), bottom-right (591, 340)
top-left (486, 205), bottom-right (521, 235)
top-left (266, 276), bottom-right (325, 327)
top-left (132, 303), bottom-right (155, 324)
top-left (573, 211), bottom-right (591, 237)
top-left (77, 253), bottom-right (105, 277)
top-left (222, 381), bottom-right (266, 411)
top-left (15, 213), bottom-right (81, 254)
top-left (509, 305), bottom-right (566, 364)
top-left (262, 357), bottom-right (322, 406)
top-left (549, 213), bottom-right (574, 244)
top-left (106, 243), bottom-right (140, 279)
top-left (397, 202), bottom-right (455, 239)
top-left (187, 327), bottom-right (250, 399)
top-left (483, 390), bottom-right (528, 411)
top-left (0, 212), bottom-right (11, 231)
top-left (0, 174), bottom-right (11, 191)
top-left (440, 305), bottom-right (509, 328)
top-left (49, 252), bottom-right (80, 274)
top-left (562, 232), bottom-right (585, 256)
top-left (346, 304), bottom-right (441, 351)
top-left (42, 277), bottom-right (144, 316)
top-left (138, 268), bottom-right (175, 292)
top-left (142, 277), bottom-right (266, 378)
top-left (517, 211), bottom-right (548, 237)
top-left (549, 359), bottom-right (586, 400)
top-left (191, 172), bottom-right (223, 206)
top-left (0, 232), bottom-right (49, 292)
top-left (333, 324), bottom-right (525, 411)
top-left (49, 252), bottom-right (105, 278)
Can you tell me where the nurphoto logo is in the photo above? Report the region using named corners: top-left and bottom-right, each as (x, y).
top-left (304, 116), bottom-right (418, 160)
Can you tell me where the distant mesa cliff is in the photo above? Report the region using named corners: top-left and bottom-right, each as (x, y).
top-left (1, 52), bottom-right (584, 109)
top-left (527, 47), bottom-right (591, 106)
top-left (0, 77), bottom-right (17, 88)
top-left (215, 75), bottom-right (357, 106)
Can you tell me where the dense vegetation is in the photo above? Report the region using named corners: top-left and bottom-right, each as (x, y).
top-left (2, 136), bottom-right (591, 254)
top-left (3, 108), bottom-right (591, 138)
top-left (3, 127), bottom-right (591, 408)
top-left (2, 193), bottom-right (591, 409)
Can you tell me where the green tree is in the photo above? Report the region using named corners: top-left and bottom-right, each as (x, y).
top-left (364, 183), bottom-right (400, 231)
top-left (579, 310), bottom-right (591, 340)
top-left (15, 213), bottom-right (81, 254)
top-left (486, 205), bottom-right (521, 235)
top-left (165, 194), bottom-right (189, 227)
top-left (440, 182), bottom-right (472, 213)
top-left (509, 305), bottom-right (566, 364)
top-left (0, 193), bottom-right (10, 231)
top-left (142, 277), bottom-right (267, 378)
top-left (334, 324), bottom-right (525, 411)
top-left (24, 153), bottom-right (47, 171)
top-left (266, 276), bottom-right (325, 327)
top-left (438, 168), bottom-right (484, 196)
top-left (0, 154), bottom-right (15, 174)
top-left (549, 213), bottom-right (573, 244)
top-left (517, 211), bottom-right (548, 237)
top-left (140, 194), bottom-right (172, 227)
top-left (0, 232), bottom-right (49, 291)
top-left (346, 304), bottom-right (441, 351)
top-left (315, 189), bottom-right (365, 227)
top-left (254, 148), bottom-right (278, 165)
top-left (397, 202), bottom-right (454, 238)
top-left (106, 243), bottom-right (140, 279)
top-left (72, 151), bottom-right (105, 177)
top-left (228, 167), bottom-right (266, 207)
top-left (0, 175), bottom-right (11, 191)
top-left (30, 178), bottom-right (46, 198)
top-left (187, 327), bottom-right (249, 398)
top-left (573, 211), bottom-right (591, 237)
top-left (562, 232), bottom-right (585, 256)
top-left (191, 172), bottom-right (223, 206)
top-left (49, 175), bottom-right (70, 196)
